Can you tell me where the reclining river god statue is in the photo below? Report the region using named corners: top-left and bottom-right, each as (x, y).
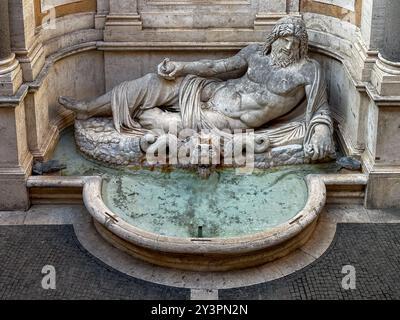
top-left (59, 16), bottom-right (335, 166)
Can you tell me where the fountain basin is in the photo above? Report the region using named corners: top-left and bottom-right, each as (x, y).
top-left (82, 175), bottom-right (326, 271)
top-left (101, 168), bottom-right (310, 239)
top-left (30, 128), bottom-right (346, 271)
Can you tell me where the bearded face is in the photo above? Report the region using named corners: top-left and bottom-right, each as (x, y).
top-left (270, 35), bottom-right (301, 68)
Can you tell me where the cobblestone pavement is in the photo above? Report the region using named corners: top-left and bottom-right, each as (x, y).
top-left (220, 223), bottom-right (400, 300)
top-left (1, 223), bottom-right (400, 299)
top-left (0, 225), bottom-right (189, 300)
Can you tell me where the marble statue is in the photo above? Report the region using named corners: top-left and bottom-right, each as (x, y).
top-left (59, 16), bottom-right (335, 166)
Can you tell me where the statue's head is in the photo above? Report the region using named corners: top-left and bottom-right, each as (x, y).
top-left (264, 16), bottom-right (308, 67)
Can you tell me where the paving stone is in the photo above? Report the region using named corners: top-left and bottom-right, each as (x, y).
top-left (2, 222), bottom-right (400, 300)
top-left (0, 225), bottom-right (189, 300)
top-left (0, 211), bottom-right (26, 225)
top-left (190, 289), bottom-right (218, 300)
top-left (220, 224), bottom-right (400, 300)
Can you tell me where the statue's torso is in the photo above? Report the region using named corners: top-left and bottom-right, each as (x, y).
top-left (208, 47), bottom-right (310, 128)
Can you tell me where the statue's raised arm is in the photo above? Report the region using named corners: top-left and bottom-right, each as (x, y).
top-left (157, 51), bottom-right (249, 80)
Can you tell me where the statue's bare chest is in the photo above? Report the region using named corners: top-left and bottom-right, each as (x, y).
top-left (245, 54), bottom-right (306, 96)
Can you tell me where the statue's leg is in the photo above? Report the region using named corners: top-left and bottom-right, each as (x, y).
top-left (59, 73), bottom-right (182, 122)
top-left (86, 92), bottom-right (112, 112)
top-left (58, 92), bottom-right (112, 120)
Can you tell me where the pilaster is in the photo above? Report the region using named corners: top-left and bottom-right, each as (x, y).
top-left (364, 0), bottom-right (400, 208)
top-left (8, 0), bottom-right (45, 82)
top-left (104, 0), bottom-right (142, 41)
top-left (254, 0), bottom-right (294, 30)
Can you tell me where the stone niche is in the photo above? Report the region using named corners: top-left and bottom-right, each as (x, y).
top-left (33, 0), bottom-right (368, 162)
top-left (28, 0), bottom-right (369, 161)
top-left (3, 0), bottom-right (400, 210)
top-left (102, 0), bottom-right (368, 163)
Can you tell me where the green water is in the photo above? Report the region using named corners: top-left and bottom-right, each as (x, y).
top-left (52, 127), bottom-right (339, 238)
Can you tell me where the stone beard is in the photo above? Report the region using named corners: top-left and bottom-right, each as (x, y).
top-left (270, 42), bottom-right (300, 68)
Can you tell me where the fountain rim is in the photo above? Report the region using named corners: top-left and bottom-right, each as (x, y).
top-left (79, 174), bottom-right (327, 255)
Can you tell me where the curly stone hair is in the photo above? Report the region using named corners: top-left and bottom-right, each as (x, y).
top-left (263, 16), bottom-right (309, 59)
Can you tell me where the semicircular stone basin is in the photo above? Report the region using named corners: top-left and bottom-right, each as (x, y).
top-left (102, 168), bottom-right (309, 239)
top-left (50, 128), bottom-right (338, 271)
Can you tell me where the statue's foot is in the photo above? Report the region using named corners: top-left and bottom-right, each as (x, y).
top-left (58, 96), bottom-right (82, 111)
top-left (58, 96), bottom-right (90, 120)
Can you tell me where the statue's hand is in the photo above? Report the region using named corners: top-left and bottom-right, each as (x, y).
top-left (157, 58), bottom-right (185, 80)
top-left (305, 124), bottom-right (335, 161)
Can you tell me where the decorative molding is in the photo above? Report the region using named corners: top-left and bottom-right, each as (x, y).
top-left (34, 0), bottom-right (97, 27)
top-left (254, 13), bottom-right (297, 29)
top-left (29, 125), bottom-right (59, 161)
top-left (105, 14), bottom-right (142, 28)
top-left (371, 54), bottom-right (400, 97)
top-left (0, 54), bottom-right (23, 96)
top-left (313, 0), bottom-right (355, 12)
top-left (0, 149), bottom-right (33, 177)
top-left (300, 0), bottom-right (362, 26)
top-left (0, 42), bottom-right (96, 109)
top-left (144, 0), bottom-right (251, 5)
top-left (98, 41), bottom-right (254, 51)
top-left (41, 0), bottom-right (81, 11)
top-left (0, 85), bottom-right (29, 108)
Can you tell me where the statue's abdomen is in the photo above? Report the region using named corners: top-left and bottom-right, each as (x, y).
top-left (207, 85), bottom-right (242, 116)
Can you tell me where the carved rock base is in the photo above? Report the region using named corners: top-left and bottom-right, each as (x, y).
top-left (75, 118), bottom-right (144, 166)
top-left (75, 117), bottom-right (321, 168)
